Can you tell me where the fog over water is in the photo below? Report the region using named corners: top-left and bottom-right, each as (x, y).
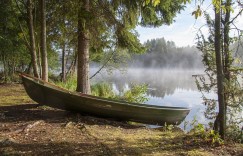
top-left (88, 38), bottom-right (218, 130)
top-left (90, 68), bottom-right (217, 130)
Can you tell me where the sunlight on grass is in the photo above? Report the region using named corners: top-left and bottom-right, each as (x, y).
top-left (0, 84), bottom-right (33, 106)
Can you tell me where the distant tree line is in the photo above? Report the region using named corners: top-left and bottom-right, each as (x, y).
top-left (129, 38), bottom-right (203, 68)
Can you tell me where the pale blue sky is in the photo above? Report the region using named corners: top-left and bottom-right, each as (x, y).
top-left (136, 2), bottom-right (243, 47)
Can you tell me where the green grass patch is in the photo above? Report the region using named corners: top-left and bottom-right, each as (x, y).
top-left (54, 75), bottom-right (77, 91)
top-left (0, 84), bottom-right (33, 106)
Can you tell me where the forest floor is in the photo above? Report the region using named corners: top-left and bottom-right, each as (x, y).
top-left (0, 84), bottom-right (243, 156)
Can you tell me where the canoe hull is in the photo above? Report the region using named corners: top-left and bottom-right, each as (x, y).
top-left (21, 74), bottom-right (190, 125)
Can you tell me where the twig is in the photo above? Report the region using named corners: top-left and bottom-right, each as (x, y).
top-left (90, 51), bottom-right (115, 79)
top-left (229, 8), bottom-right (243, 24)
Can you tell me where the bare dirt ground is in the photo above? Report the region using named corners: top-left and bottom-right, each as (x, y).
top-left (0, 84), bottom-right (243, 155)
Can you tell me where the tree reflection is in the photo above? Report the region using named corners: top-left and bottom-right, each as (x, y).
top-left (91, 68), bottom-right (203, 98)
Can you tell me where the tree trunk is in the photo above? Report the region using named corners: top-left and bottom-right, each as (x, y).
top-left (61, 44), bottom-right (66, 82)
top-left (76, 0), bottom-right (91, 94)
top-left (37, 43), bottom-right (42, 77)
top-left (40, 0), bottom-right (48, 81)
top-left (214, 3), bottom-right (226, 139)
top-left (223, 0), bottom-right (231, 119)
top-left (223, 0), bottom-right (231, 81)
top-left (67, 49), bottom-right (77, 77)
top-left (27, 0), bottom-right (39, 78)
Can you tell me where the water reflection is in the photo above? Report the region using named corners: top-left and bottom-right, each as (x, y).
top-left (90, 68), bottom-right (215, 130)
top-left (92, 68), bottom-right (201, 97)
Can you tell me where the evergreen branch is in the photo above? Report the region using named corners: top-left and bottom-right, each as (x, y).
top-left (229, 68), bottom-right (243, 71)
top-left (90, 50), bottom-right (115, 79)
top-left (93, 1), bottom-right (120, 26)
top-left (14, 0), bottom-right (31, 50)
top-left (14, 0), bottom-right (26, 18)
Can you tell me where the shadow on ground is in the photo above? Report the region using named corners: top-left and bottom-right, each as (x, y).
top-left (0, 103), bottom-right (143, 128)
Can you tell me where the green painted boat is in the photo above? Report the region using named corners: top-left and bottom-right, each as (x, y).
top-left (21, 73), bottom-right (190, 125)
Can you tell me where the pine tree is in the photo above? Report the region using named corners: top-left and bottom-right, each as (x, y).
top-left (75, 0), bottom-right (189, 93)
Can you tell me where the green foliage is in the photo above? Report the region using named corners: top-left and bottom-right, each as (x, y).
top-left (192, 5), bottom-right (202, 19)
top-left (144, 0), bottom-right (160, 6)
top-left (0, 72), bottom-right (20, 83)
top-left (121, 83), bottom-right (149, 103)
top-left (55, 75), bottom-right (77, 91)
top-left (162, 122), bottom-right (174, 132)
top-left (0, 0), bottom-right (60, 81)
top-left (206, 130), bottom-right (224, 145)
top-left (191, 123), bottom-right (206, 136)
top-left (0, 0), bottom-right (31, 81)
top-left (226, 124), bottom-right (243, 143)
top-left (189, 117), bottom-right (224, 145)
top-left (116, 28), bottom-right (146, 54)
top-left (140, 0), bottom-right (189, 27)
top-left (91, 83), bottom-right (116, 99)
top-left (190, 123), bottom-right (224, 146)
top-left (212, 0), bottom-right (221, 13)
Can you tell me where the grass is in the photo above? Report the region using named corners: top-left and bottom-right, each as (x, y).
top-left (54, 75), bottom-right (77, 91)
top-left (0, 84), bottom-right (33, 106)
top-left (91, 82), bottom-right (116, 98)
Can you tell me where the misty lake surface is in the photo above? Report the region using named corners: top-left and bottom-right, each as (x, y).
top-left (90, 68), bottom-right (216, 130)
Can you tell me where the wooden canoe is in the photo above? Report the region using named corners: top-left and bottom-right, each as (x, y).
top-left (20, 73), bottom-right (190, 125)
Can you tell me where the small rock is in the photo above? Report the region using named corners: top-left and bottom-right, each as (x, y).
top-left (24, 120), bottom-right (45, 132)
top-left (76, 123), bottom-right (86, 131)
top-left (65, 121), bottom-right (75, 128)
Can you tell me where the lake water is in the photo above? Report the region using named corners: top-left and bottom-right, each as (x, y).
top-left (90, 68), bottom-right (217, 130)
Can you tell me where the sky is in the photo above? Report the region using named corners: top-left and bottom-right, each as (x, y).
top-left (136, 1), bottom-right (243, 47)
